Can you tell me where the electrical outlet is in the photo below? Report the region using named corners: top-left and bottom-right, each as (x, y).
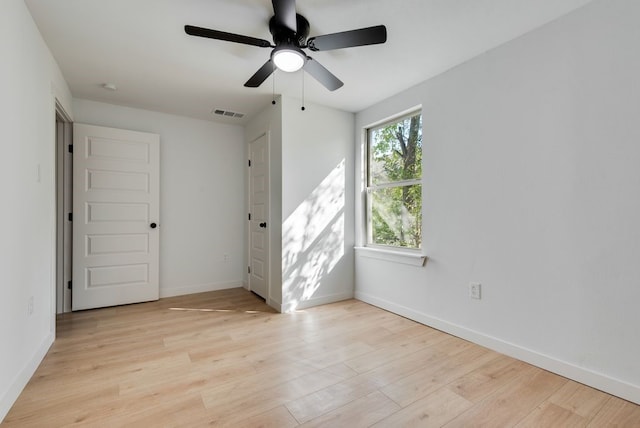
top-left (28, 296), bottom-right (34, 315)
top-left (469, 283), bottom-right (481, 300)
top-left (223, 254), bottom-right (229, 262)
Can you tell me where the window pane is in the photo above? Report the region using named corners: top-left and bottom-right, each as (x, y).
top-left (370, 184), bottom-right (422, 249)
top-left (369, 114), bottom-right (422, 186)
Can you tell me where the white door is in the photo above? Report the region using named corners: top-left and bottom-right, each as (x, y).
top-left (249, 134), bottom-right (269, 300)
top-left (72, 124), bottom-right (160, 310)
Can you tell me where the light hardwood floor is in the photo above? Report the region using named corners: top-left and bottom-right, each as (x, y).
top-left (3, 288), bottom-right (640, 427)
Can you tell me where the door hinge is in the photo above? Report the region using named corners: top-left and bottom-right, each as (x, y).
top-left (67, 280), bottom-right (72, 290)
top-left (248, 266), bottom-right (251, 274)
top-left (68, 144), bottom-right (73, 154)
top-left (248, 213), bottom-right (251, 221)
top-left (248, 159), bottom-right (251, 167)
top-left (68, 212), bottom-right (72, 221)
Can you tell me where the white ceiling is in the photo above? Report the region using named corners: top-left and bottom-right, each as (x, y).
top-left (25, 0), bottom-right (594, 124)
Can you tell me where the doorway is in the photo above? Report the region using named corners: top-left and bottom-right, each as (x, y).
top-left (55, 117), bottom-right (161, 312)
top-left (55, 102), bottom-right (72, 313)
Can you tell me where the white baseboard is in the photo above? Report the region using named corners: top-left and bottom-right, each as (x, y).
top-left (355, 290), bottom-right (640, 405)
top-left (160, 281), bottom-right (243, 298)
top-left (283, 291), bottom-right (354, 313)
top-left (0, 333), bottom-right (54, 423)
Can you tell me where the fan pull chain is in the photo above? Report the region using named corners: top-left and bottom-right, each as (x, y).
top-left (301, 71), bottom-right (306, 111)
top-left (272, 65), bottom-right (276, 105)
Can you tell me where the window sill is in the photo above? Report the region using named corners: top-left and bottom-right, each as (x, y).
top-left (355, 246), bottom-right (427, 267)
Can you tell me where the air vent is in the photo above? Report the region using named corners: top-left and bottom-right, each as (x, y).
top-left (212, 108), bottom-right (245, 119)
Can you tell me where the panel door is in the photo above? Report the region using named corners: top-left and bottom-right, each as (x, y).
top-left (249, 134), bottom-right (269, 300)
top-left (72, 123), bottom-right (160, 310)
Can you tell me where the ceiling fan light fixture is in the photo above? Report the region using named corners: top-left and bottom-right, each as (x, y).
top-left (272, 46), bottom-right (306, 72)
top-left (185, 0), bottom-right (388, 90)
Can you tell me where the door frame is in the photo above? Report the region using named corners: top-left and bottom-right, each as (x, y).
top-left (247, 132), bottom-right (270, 302)
top-left (55, 101), bottom-right (73, 313)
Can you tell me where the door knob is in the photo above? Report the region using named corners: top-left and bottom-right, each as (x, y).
top-left (259, 222), bottom-right (267, 228)
top-left (150, 222), bottom-right (157, 229)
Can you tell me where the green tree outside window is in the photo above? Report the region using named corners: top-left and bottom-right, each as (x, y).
top-left (367, 112), bottom-right (422, 249)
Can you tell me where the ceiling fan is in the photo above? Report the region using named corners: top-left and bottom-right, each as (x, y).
top-left (184, 0), bottom-right (387, 91)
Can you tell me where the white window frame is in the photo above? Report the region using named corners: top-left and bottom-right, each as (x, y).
top-left (363, 109), bottom-right (424, 259)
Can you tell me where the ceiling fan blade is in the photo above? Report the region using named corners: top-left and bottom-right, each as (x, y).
top-left (244, 60), bottom-right (276, 88)
top-left (272, 0), bottom-right (297, 33)
top-left (303, 57), bottom-right (343, 91)
top-left (307, 25), bottom-right (387, 51)
top-left (185, 25), bottom-right (272, 48)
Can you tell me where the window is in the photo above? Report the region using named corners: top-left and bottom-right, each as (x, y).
top-left (366, 111), bottom-right (422, 250)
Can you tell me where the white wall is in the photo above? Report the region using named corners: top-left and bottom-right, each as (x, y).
top-left (0, 0), bottom-right (73, 421)
top-left (245, 96), bottom-right (355, 311)
top-left (355, 0), bottom-right (640, 404)
top-left (73, 99), bottom-right (245, 297)
top-left (280, 97), bottom-right (355, 311)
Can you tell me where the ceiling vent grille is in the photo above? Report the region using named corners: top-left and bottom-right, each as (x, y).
top-left (212, 108), bottom-right (245, 119)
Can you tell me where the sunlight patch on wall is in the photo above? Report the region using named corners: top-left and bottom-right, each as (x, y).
top-left (282, 160), bottom-right (346, 309)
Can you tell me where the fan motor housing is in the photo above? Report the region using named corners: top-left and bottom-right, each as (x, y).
top-left (269, 13), bottom-right (310, 47)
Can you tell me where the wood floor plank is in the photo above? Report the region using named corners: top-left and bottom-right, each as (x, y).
top-left (353, 338), bottom-right (454, 387)
top-left (299, 391), bottom-right (400, 427)
top-left (380, 344), bottom-right (499, 407)
top-left (0, 384), bottom-right (121, 427)
top-left (515, 402), bottom-right (588, 428)
top-left (234, 405), bottom-right (299, 428)
top-left (90, 394), bottom-right (208, 428)
top-left (448, 354), bottom-right (531, 403)
top-left (200, 366), bottom-right (350, 425)
top-left (372, 386), bottom-right (474, 428)
top-left (442, 368), bottom-right (568, 427)
top-left (343, 328), bottom-right (449, 374)
top-left (548, 380), bottom-right (611, 419)
top-left (289, 336), bottom-right (464, 422)
top-left (285, 372), bottom-right (382, 423)
top-left (587, 396), bottom-right (640, 427)
top-left (2, 288), bottom-right (638, 427)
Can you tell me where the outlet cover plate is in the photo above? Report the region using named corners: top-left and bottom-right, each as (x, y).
top-left (469, 283), bottom-right (482, 300)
